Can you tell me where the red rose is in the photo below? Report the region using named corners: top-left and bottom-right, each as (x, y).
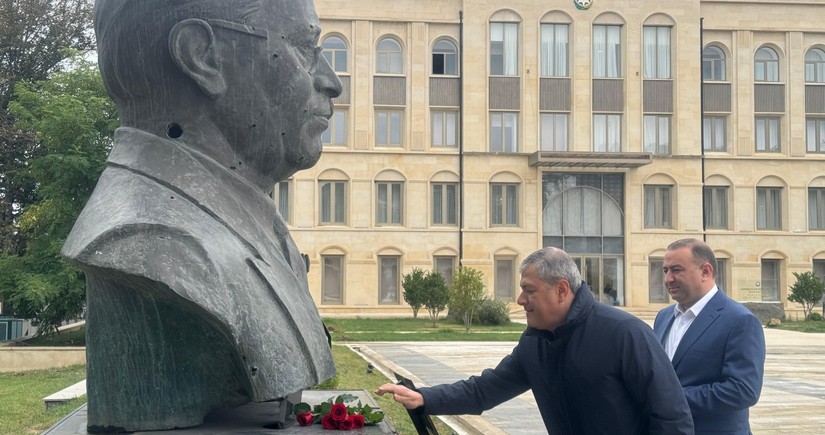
top-left (296, 412), bottom-right (314, 427)
top-left (330, 403), bottom-right (348, 422)
top-left (321, 414), bottom-right (337, 430)
top-left (351, 414), bottom-right (365, 429)
top-left (338, 416), bottom-right (355, 431)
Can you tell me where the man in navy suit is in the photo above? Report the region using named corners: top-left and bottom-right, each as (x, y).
top-left (654, 238), bottom-right (766, 434)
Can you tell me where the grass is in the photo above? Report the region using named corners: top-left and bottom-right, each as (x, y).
top-left (327, 345), bottom-right (455, 434)
top-left (771, 319), bottom-right (825, 333)
top-left (0, 365), bottom-right (86, 435)
top-left (323, 316), bottom-right (525, 342)
top-left (24, 328), bottom-right (85, 346)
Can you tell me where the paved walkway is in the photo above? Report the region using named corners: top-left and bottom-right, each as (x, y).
top-left (353, 327), bottom-right (825, 434)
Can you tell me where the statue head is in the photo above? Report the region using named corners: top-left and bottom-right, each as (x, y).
top-left (95, 0), bottom-right (342, 186)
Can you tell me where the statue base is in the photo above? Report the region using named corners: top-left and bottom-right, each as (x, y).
top-left (42, 390), bottom-right (397, 434)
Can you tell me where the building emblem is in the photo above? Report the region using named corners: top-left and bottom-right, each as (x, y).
top-left (574, 0), bottom-right (593, 10)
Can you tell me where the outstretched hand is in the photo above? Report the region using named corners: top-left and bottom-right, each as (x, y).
top-left (375, 383), bottom-right (425, 409)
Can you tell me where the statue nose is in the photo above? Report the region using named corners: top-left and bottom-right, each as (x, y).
top-left (314, 57), bottom-right (342, 98)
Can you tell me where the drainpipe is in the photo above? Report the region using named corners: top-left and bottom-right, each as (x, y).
top-left (459, 10), bottom-right (465, 265)
top-left (700, 17), bottom-right (707, 242)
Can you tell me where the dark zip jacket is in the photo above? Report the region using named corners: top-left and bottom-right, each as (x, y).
top-left (419, 283), bottom-right (694, 434)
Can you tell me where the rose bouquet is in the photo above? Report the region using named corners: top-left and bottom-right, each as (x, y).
top-left (294, 393), bottom-right (385, 431)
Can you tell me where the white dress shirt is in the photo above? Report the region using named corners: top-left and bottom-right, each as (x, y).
top-left (664, 286), bottom-right (719, 361)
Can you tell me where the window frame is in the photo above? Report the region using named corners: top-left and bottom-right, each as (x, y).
top-left (704, 186), bottom-right (729, 230)
top-left (431, 109), bottom-right (459, 148)
top-left (490, 182), bottom-right (519, 227)
top-left (643, 114), bottom-right (671, 155)
top-left (490, 112), bottom-right (518, 152)
top-left (805, 47), bottom-right (825, 83)
top-left (702, 45), bottom-right (727, 81)
top-left (322, 35), bottom-right (348, 73)
top-left (490, 22), bottom-right (519, 76)
top-left (806, 118), bottom-right (825, 153)
top-left (644, 185), bottom-right (673, 229)
top-left (322, 108), bottom-right (347, 146)
top-left (375, 108), bottom-right (404, 147)
top-left (434, 256), bottom-right (456, 286)
top-left (319, 180), bottom-right (347, 225)
top-left (648, 257), bottom-right (667, 303)
top-left (592, 24), bottom-right (622, 78)
top-left (756, 186), bottom-right (782, 230)
top-left (754, 46), bottom-right (779, 82)
top-left (540, 23), bottom-right (569, 77)
top-left (321, 254), bottom-right (344, 304)
top-left (376, 37), bottom-right (403, 74)
top-left (643, 26), bottom-right (671, 79)
top-left (494, 256), bottom-right (516, 300)
top-left (593, 113), bottom-right (622, 152)
top-left (375, 181), bottom-right (404, 226)
top-left (808, 187), bottom-right (825, 231)
top-left (432, 182), bottom-right (458, 226)
top-left (432, 39), bottom-right (459, 76)
top-left (755, 116), bottom-right (781, 153)
top-left (272, 179), bottom-right (291, 224)
top-left (378, 255), bottom-right (401, 304)
top-left (540, 112), bottom-right (569, 151)
top-left (703, 115), bottom-right (727, 152)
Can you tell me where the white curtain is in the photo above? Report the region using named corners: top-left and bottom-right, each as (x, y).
top-left (644, 115), bottom-right (657, 153)
top-left (505, 184), bottom-right (518, 224)
top-left (607, 26), bottom-right (621, 78)
top-left (504, 23), bottom-right (518, 76)
top-left (607, 114), bottom-right (621, 152)
top-left (593, 26), bottom-right (605, 77)
top-left (593, 115), bottom-right (606, 151)
top-left (658, 27), bottom-right (671, 78)
top-left (643, 27), bottom-right (656, 78)
top-left (540, 25), bottom-right (553, 76)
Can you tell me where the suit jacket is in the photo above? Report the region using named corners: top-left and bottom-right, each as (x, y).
top-left (62, 127), bottom-right (334, 431)
top-left (654, 291), bottom-right (766, 435)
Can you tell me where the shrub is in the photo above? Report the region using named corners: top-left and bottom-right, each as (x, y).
top-left (807, 312), bottom-right (824, 322)
top-left (422, 271), bottom-right (450, 327)
top-left (477, 298), bottom-right (510, 325)
top-left (402, 268), bottom-right (427, 319)
top-left (788, 271), bottom-right (825, 320)
top-left (448, 267), bottom-right (486, 333)
top-left (766, 318), bottom-right (782, 328)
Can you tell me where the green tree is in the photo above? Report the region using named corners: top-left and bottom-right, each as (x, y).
top-left (402, 267), bottom-right (427, 319)
top-left (422, 271), bottom-right (449, 327)
top-left (0, 57), bottom-right (117, 333)
top-left (448, 267), bottom-right (486, 333)
top-left (1, 0), bottom-right (95, 256)
top-left (788, 271), bottom-right (825, 320)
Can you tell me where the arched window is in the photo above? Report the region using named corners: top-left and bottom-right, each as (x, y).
top-left (755, 46), bottom-right (779, 82)
top-left (805, 47), bottom-right (825, 83)
top-left (432, 39), bottom-right (458, 75)
top-left (321, 36), bottom-right (348, 73)
top-left (703, 45), bottom-right (726, 81)
top-left (376, 38), bottom-right (403, 74)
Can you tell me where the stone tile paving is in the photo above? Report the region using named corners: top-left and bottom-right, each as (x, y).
top-left (360, 327), bottom-right (825, 434)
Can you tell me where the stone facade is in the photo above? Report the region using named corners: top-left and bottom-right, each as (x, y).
top-left (282, 0), bottom-right (825, 316)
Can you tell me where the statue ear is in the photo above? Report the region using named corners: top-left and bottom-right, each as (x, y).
top-left (168, 18), bottom-right (226, 99)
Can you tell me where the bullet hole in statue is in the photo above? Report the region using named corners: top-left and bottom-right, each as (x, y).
top-left (166, 123), bottom-right (183, 138)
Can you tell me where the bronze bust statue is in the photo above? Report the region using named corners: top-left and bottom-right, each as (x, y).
top-left (62, 0), bottom-right (341, 431)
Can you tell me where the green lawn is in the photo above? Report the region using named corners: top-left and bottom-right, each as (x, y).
top-left (323, 316), bottom-right (525, 342)
top-left (24, 327), bottom-right (85, 346)
top-left (772, 319), bottom-right (825, 333)
top-left (0, 365), bottom-right (86, 435)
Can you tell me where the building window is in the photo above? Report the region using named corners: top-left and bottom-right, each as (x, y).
top-left (755, 117), bottom-right (781, 152)
top-left (490, 22), bottom-right (518, 76)
top-left (319, 180), bottom-right (346, 225)
top-left (322, 255), bottom-right (344, 304)
top-left (644, 185), bottom-right (672, 229)
top-left (379, 255), bottom-right (400, 304)
top-left (716, 258), bottom-right (727, 293)
top-left (648, 258), bottom-right (667, 303)
top-left (434, 256), bottom-right (456, 286)
top-left (322, 36), bottom-right (348, 73)
top-left (490, 112), bottom-right (518, 152)
top-left (760, 259), bottom-right (780, 301)
top-left (491, 183), bottom-right (519, 226)
top-left (322, 109), bottom-right (347, 146)
top-left (540, 113), bottom-right (569, 151)
top-left (272, 180), bottom-right (291, 224)
top-left (593, 114), bottom-right (621, 152)
top-left (432, 182), bottom-right (458, 226)
top-left (704, 186), bottom-right (729, 229)
top-left (703, 45), bottom-right (726, 81)
top-left (805, 48), bottom-right (825, 83)
top-left (376, 109), bottom-right (403, 146)
top-left (540, 23), bottom-right (568, 77)
top-left (703, 116), bottom-right (727, 152)
top-left (593, 25), bottom-right (622, 78)
top-left (813, 259), bottom-right (825, 282)
top-left (757, 187), bottom-right (782, 230)
top-left (643, 115), bottom-right (671, 155)
top-left (495, 256), bottom-right (515, 299)
top-left (376, 38), bottom-right (403, 74)
top-left (809, 188), bottom-right (825, 231)
top-left (376, 181), bottom-right (403, 225)
top-left (807, 118), bottom-right (825, 153)
top-left (755, 47), bottom-right (779, 82)
top-left (643, 26), bottom-right (671, 79)
top-left (432, 110), bottom-right (458, 147)
top-left (432, 39), bottom-right (458, 75)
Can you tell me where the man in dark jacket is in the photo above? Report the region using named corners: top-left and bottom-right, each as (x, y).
top-left (377, 247), bottom-right (694, 434)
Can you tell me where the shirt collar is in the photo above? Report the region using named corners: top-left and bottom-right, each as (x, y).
top-left (673, 285), bottom-right (718, 318)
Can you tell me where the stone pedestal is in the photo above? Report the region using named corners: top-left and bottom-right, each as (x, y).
top-left (42, 390), bottom-right (397, 434)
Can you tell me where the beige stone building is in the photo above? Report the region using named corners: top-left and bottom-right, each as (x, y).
top-left (281, 0), bottom-right (825, 316)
